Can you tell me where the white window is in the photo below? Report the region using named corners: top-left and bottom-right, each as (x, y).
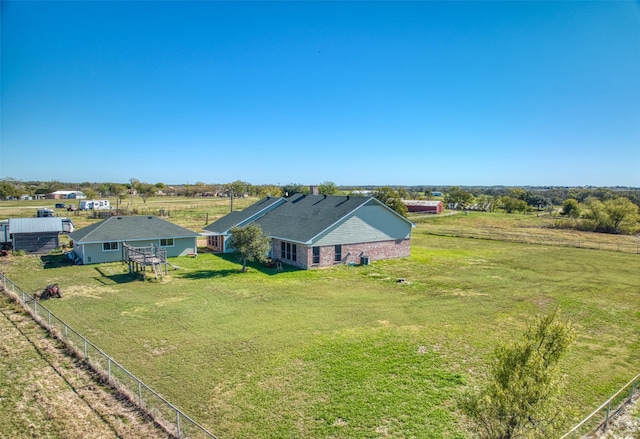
top-left (160, 238), bottom-right (174, 247)
top-left (103, 242), bottom-right (119, 251)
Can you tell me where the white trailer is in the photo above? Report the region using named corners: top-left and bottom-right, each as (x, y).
top-left (79, 200), bottom-right (111, 210)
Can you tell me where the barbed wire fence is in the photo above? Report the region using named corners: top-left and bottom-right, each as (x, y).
top-left (0, 272), bottom-right (218, 439)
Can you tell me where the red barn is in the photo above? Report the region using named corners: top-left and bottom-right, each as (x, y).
top-left (403, 200), bottom-right (444, 214)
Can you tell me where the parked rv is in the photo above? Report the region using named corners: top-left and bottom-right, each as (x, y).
top-left (79, 200), bottom-right (111, 210)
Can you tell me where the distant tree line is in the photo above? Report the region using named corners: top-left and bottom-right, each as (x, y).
top-left (1, 178), bottom-right (638, 232)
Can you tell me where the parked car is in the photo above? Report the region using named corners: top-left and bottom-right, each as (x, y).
top-left (67, 205), bottom-right (77, 211)
top-left (55, 203), bottom-right (66, 209)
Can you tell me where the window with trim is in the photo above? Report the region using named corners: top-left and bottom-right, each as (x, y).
top-left (160, 238), bottom-right (174, 247)
top-left (312, 247), bottom-right (320, 264)
top-left (280, 242), bottom-right (297, 261)
top-left (103, 241), bottom-right (119, 251)
top-left (334, 245), bottom-right (342, 262)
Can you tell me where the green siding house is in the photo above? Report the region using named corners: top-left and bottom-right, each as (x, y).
top-left (68, 215), bottom-right (199, 265)
top-left (203, 194), bottom-right (414, 269)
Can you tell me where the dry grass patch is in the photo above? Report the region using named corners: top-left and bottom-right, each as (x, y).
top-left (0, 295), bottom-right (171, 439)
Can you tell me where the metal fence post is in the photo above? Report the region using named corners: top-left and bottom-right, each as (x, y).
top-left (1, 274), bottom-right (219, 439)
top-left (176, 409), bottom-right (181, 438)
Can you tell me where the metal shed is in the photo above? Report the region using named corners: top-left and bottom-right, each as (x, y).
top-left (8, 218), bottom-right (64, 254)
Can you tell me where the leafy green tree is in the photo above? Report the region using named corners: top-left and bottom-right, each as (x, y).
top-left (110, 183), bottom-right (128, 200)
top-left (372, 186), bottom-right (408, 217)
top-left (42, 180), bottom-right (63, 193)
top-left (584, 197), bottom-right (639, 233)
top-left (225, 180), bottom-right (251, 198)
top-left (475, 194), bottom-right (495, 212)
top-left (605, 197), bottom-right (640, 233)
top-left (500, 196), bottom-right (528, 214)
top-left (0, 179), bottom-right (21, 199)
top-left (138, 183), bottom-right (156, 203)
top-left (397, 187), bottom-right (411, 199)
top-left (445, 187), bottom-right (474, 209)
top-left (129, 178), bottom-right (140, 193)
top-left (256, 185), bottom-right (283, 198)
top-left (318, 181), bottom-right (339, 195)
top-left (561, 199), bottom-right (580, 218)
top-left (282, 183), bottom-right (309, 197)
top-left (228, 224), bottom-right (271, 272)
top-left (83, 188), bottom-right (98, 199)
top-left (460, 310), bottom-right (575, 439)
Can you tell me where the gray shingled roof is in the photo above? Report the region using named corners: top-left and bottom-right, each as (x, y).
top-left (9, 218), bottom-right (64, 234)
top-left (203, 196), bottom-right (286, 234)
top-left (69, 215), bottom-right (199, 243)
top-left (254, 194), bottom-right (374, 243)
top-left (205, 193), bottom-right (413, 244)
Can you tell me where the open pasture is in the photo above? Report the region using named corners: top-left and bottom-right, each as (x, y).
top-left (1, 210), bottom-right (639, 438)
top-left (411, 210), bottom-right (640, 253)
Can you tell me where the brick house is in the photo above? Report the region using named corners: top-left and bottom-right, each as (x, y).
top-left (202, 194), bottom-right (414, 269)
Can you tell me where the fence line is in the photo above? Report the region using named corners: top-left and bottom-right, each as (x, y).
top-left (560, 373), bottom-right (640, 438)
top-left (420, 229), bottom-right (640, 254)
top-left (0, 272), bottom-right (218, 439)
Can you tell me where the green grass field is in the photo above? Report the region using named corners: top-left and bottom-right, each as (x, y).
top-left (1, 203), bottom-right (639, 438)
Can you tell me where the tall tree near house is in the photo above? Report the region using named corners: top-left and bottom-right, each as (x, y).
top-left (228, 224), bottom-right (271, 272)
top-left (318, 181), bottom-right (338, 195)
top-left (460, 309), bottom-right (575, 439)
top-left (372, 186), bottom-right (408, 217)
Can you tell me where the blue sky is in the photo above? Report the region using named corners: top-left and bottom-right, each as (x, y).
top-left (2, 1), bottom-right (639, 187)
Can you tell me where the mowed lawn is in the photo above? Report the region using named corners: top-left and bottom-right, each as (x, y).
top-left (1, 220), bottom-right (639, 438)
